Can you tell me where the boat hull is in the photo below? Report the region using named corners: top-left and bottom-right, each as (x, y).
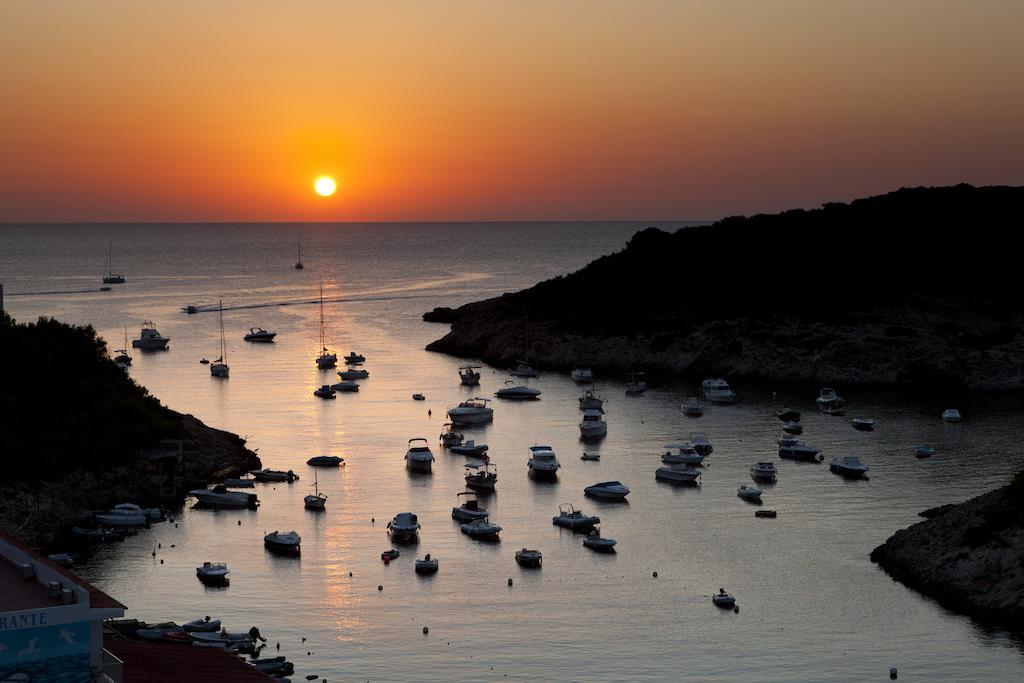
top-left (264, 540), bottom-right (300, 555)
top-left (830, 465), bottom-right (868, 479)
top-left (132, 339), bottom-right (169, 350)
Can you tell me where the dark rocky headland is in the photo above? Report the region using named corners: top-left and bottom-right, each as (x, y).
top-left (426, 184), bottom-right (1024, 391)
top-left (0, 313), bottom-right (260, 547)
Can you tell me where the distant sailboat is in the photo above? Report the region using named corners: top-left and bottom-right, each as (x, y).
top-left (316, 283), bottom-right (337, 369)
top-left (295, 237), bottom-right (304, 270)
top-left (114, 327), bottom-right (132, 367)
top-left (210, 300), bottom-right (229, 378)
top-left (103, 241), bottom-right (125, 284)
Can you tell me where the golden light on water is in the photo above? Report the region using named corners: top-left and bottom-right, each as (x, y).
top-left (315, 176), bottom-right (337, 197)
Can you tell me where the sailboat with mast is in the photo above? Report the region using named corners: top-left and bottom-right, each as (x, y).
top-left (102, 241), bottom-right (125, 284)
top-left (304, 471), bottom-right (327, 510)
top-left (114, 327), bottom-right (132, 367)
top-left (316, 283), bottom-right (337, 369)
top-left (295, 237), bottom-right (304, 270)
top-left (210, 300), bottom-right (229, 378)
top-left (509, 317), bottom-right (540, 377)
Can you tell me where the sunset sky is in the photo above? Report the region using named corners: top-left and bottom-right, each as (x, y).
top-left (1, 0), bottom-right (1022, 222)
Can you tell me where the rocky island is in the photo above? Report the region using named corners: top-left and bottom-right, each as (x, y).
top-left (0, 313), bottom-right (260, 547)
top-left (426, 184), bottom-right (1024, 391)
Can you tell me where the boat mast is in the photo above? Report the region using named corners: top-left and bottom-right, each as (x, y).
top-left (106, 240), bottom-right (112, 276)
top-left (219, 299), bottom-right (227, 363)
top-left (319, 282), bottom-right (326, 353)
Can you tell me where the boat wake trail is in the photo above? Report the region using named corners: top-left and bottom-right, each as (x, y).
top-left (8, 287), bottom-right (113, 297)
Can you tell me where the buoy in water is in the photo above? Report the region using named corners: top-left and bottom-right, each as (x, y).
top-left (423, 626), bottom-right (428, 634)
top-left (159, 559), bottom-right (163, 564)
top-left (889, 668), bottom-right (898, 680)
top-left (653, 571), bottom-right (658, 578)
top-left (733, 605), bottom-right (739, 613)
top-left (238, 520), bottom-right (241, 525)
top-left (383, 556), bottom-right (390, 564)
top-left (378, 585), bottom-right (383, 591)
top-left (507, 578), bottom-right (513, 586)
top-left (348, 571), bottom-right (353, 577)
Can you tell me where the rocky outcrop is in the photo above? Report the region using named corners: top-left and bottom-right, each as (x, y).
top-left (871, 482), bottom-right (1024, 627)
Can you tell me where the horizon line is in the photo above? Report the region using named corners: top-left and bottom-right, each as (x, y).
top-left (0, 218), bottom-right (716, 226)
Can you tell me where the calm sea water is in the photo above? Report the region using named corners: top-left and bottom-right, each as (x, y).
top-left (2, 223), bottom-right (1023, 682)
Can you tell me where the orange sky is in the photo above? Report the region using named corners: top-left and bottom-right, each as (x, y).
top-left (1, 0), bottom-right (1022, 222)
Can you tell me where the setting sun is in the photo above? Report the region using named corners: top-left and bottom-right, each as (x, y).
top-left (314, 176), bottom-right (337, 197)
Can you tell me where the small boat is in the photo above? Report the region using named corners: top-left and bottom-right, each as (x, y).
top-left (338, 368), bottom-right (369, 380)
top-left (264, 530), bottom-right (301, 555)
top-left (582, 527), bottom-right (616, 552)
top-left (381, 549), bottom-right (400, 562)
top-left (452, 492), bottom-right (489, 522)
top-left (942, 408), bottom-right (962, 422)
top-left (915, 444), bottom-right (936, 459)
top-left (852, 417), bottom-right (875, 431)
top-left (579, 388), bottom-right (605, 411)
top-left (47, 553), bottom-right (75, 567)
top-left (570, 365), bottom-right (594, 383)
top-left (750, 462), bottom-right (778, 482)
top-left (625, 371), bottom-right (647, 395)
top-left (222, 477), bottom-right (255, 488)
top-left (131, 322), bottom-right (170, 350)
top-left (447, 397), bottom-right (494, 425)
top-left (579, 409), bottom-right (608, 438)
top-left (528, 445), bottom-right (561, 479)
top-left (712, 589), bottom-right (736, 608)
top-left (70, 526), bottom-right (125, 543)
top-left (580, 452), bottom-right (601, 461)
top-left (252, 658), bottom-right (294, 676)
top-left (405, 438), bottom-right (435, 473)
top-left (495, 381), bottom-right (541, 400)
top-left (661, 443), bottom-right (704, 466)
top-left (344, 352), bottom-right (365, 364)
top-left (387, 512), bottom-right (421, 541)
top-left (102, 241), bottom-right (125, 284)
top-left (459, 365), bottom-right (481, 386)
top-left (314, 384), bottom-right (337, 399)
top-left (777, 435), bottom-right (823, 461)
top-left (315, 283), bottom-right (337, 369)
top-left (113, 327), bottom-right (132, 366)
top-left (682, 396), bottom-right (705, 417)
top-left (93, 512), bottom-right (147, 528)
top-left (306, 455), bottom-right (344, 467)
top-left (552, 503), bottom-right (600, 532)
top-left (137, 625), bottom-right (183, 641)
top-left (509, 360), bottom-right (540, 378)
top-left (251, 469), bottom-right (299, 483)
top-left (465, 462), bottom-right (497, 490)
top-left (210, 300), bottom-right (229, 378)
top-left (755, 509), bottom-right (778, 519)
top-left (330, 380), bottom-right (359, 392)
top-left (776, 408), bottom-right (801, 422)
top-left (161, 631), bottom-right (192, 643)
top-left (816, 387), bottom-right (846, 415)
top-left (190, 485), bottom-right (259, 509)
top-left (304, 472), bottom-right (327, 511)
top-left (100, 286), bottom-right (112, 292)
top-left (737, 484), bottom-right (763, 501)
top-left (584, 480), bottom-right (630, 500)
top-left (515, 548), bottom-right (543, 568)
top-left (243, 327), bottom-right (277, 342)
top-left (199, 358), bottom-right (210, 364)
top-left (183, 305), bottom-right (200, 314)
top-left (830, 455), bottom-right (870, 478)
top-left (655, 463), bottom-right (702, 484)
top-left (182, 618), bottom-right (222, 633)
top-left (702, 378), bottom-right (735, 403)
top-left (412, 393), bottom-right (426, 401)
top-left (196, 562), bottom-right (229, 585)
top-left (450, 440), bottom-right (488, 457)
top-left (690, 432), bottom-right (713, 456)
top-left (111, 503), bottom-right (163, 521)
top-left (440, 423), bottom-right (465, 448)
top-left (415, 554), bottom-right (438, 574)
top-left (295, 237), bottom-right (304, 270)
top-left (461, 517), bottom-right (502, 541)
top-left (781, 421), bottom-right (803, 435)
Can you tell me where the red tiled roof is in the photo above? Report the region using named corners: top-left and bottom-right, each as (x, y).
top-left (0, 529), bottom-right (125, 610)
top-left (105, 639), bottom-right (277, 682)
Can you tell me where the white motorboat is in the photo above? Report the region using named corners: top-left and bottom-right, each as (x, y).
top-left (515, 548), bottom-right (543, 567)
top-left (737, 484), bottom-right (763, 501)
top-left (702, 378), bottom-right (735, 403)
top-left (750, 462), bottom-right (778, 482)
top-left (304, 472), bottom-right (327, 511)
top-left (570, 365), bottom-right (594, 383)
top-left (460, 517), bottom-right (502, 541)
top-left (582, 527), bottom-right (616, 552)
top-left (552, 503), bottom-right (600, 532)
top-left (915, 444), bottom-right (936, 459)
top-left (509, 361), bottom-right (540, 378)
top-left (450, 440), bottom-right (488, 457)
top-left (244, 327), bottom-right (276, 342)
top-left (330, 380), bottom-right (359, 392)
top-left (830, 455), bottom-right (870, 478)
top-left (315, 283), bottom-right (337, 369)
top-left (387, 512), bottom-right (421, 541)
top-left (210, 300), bottom-right (229, 378)
top-left (314, 384), bottom-right (337, 398)
top-left (415, 554), bottom-right (438, 574)
top-left (447, 397), bottom-right (494, 425)
top-left (459, 365), bottom-right (481, 386)
top-left (690, 432), bottom-right (713, 456)
top-left (942, 408), bottom-right (962, 422)
top-left (852, 417), bottom-right (875, 431)
top-left (777, 435), bottom-right (823, 461)
top-left (655, 463), bottom-right (702, 484)
top-left (579, 388), bottom-right (605, 411)
top-left (111, 503), bottom-right (163, 521)
top-left (412, 393), bottom-right (426, 401)
top-left (94, 511), bottom-right (147, 527)
top-left (816, 387), bottom-right (846, 415)
top-left (338, 368), bottom-right (369, 380)
top-left (196, 562), bottom-right (229, 585)
top-left (190, 485), bottom-right (258, 509)
top-left (440, 423), bottom-right (465, 447)
top-left (264, 530), bottom-right (301, 555)
top-left (222, 477), bottom-right (255, 488)
top-left (527, 445), bottom-right (561, 479)
top-left (579, 409), bottom-right (608, 438)
top-left (405, 438), bottom-right (435, 473)
top-left (781, 421), bottom-right (803, 435)
top-left (584, 480), bottom-right (630, 500)
top-left (344, 352), bottom-right (365, 364)
top-left (306, 455), bottom-right (344, 467)
top-left (712, 589), bottom-right (736, 608)
top-left (495, 381), bottom-right (541, 400)
top-left (625, 371), bottom-right (647, 395)
top-left (661, 443), bottom-right (704, 465)
top-left (682, 396), bottom-right (705, 417)
top-left (452, 492), bottom-right (489, 522)
top-left (251, 469), bottom-right (299, 483)
top-left (580, 452), bottom-right (601, 461)
top-left (102, 240), bottom-right (125, 284)
top-left (464, 462), bottom-right (497, 490)
top-left (131, 322), bottom-right (170, 350)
